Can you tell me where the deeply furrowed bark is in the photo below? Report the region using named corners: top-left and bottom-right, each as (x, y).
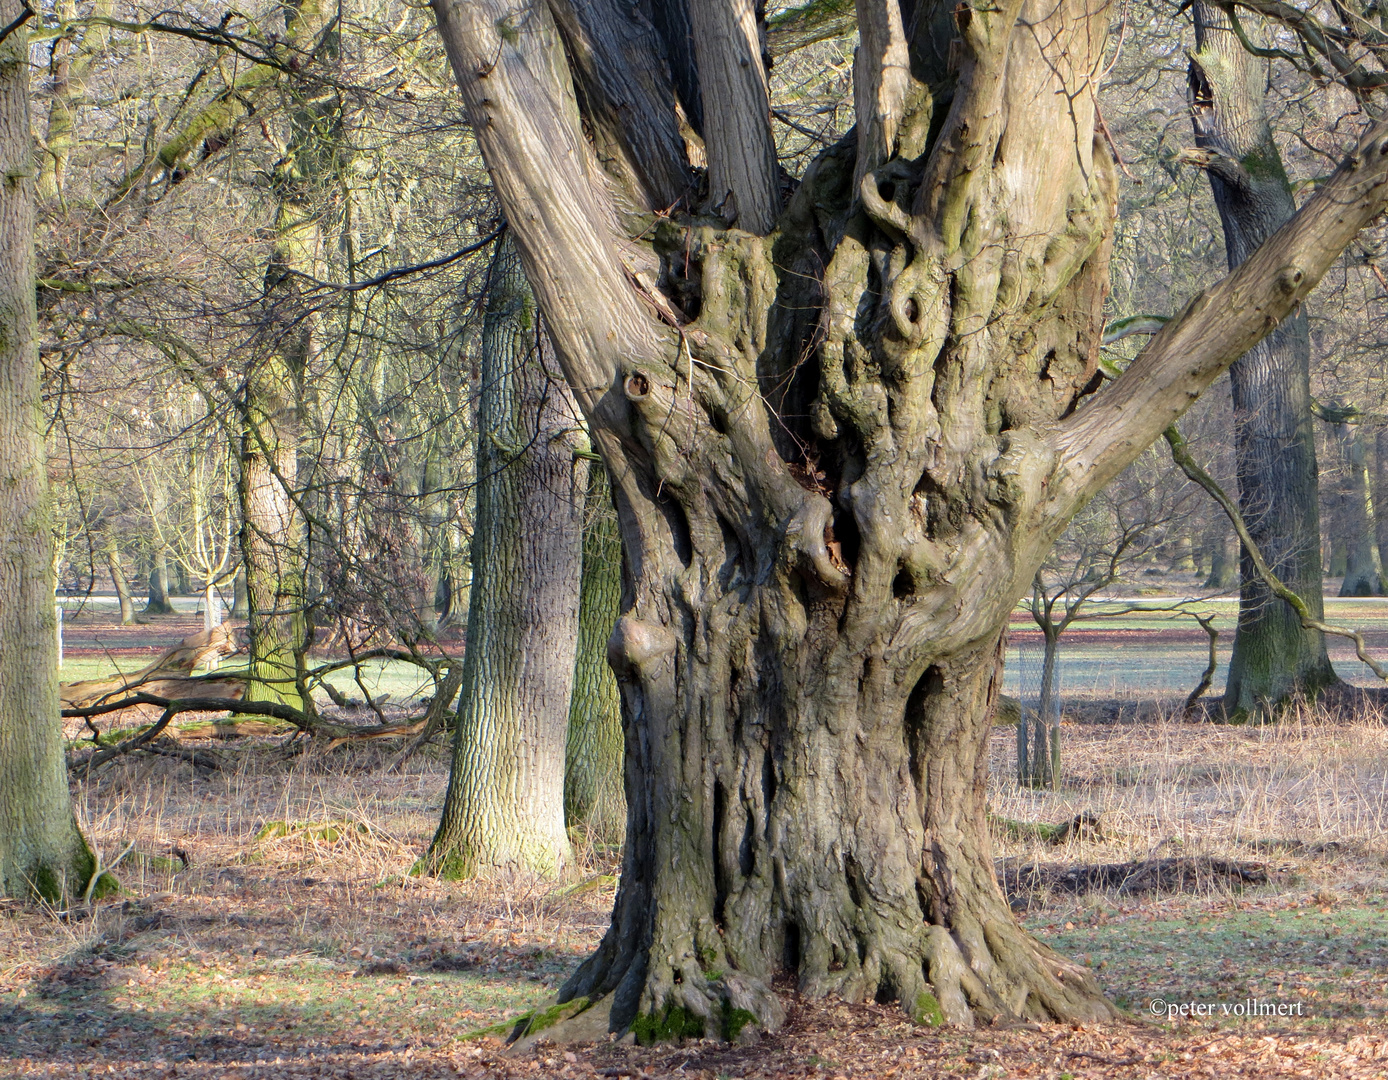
top-left (432, 0), bottom-right (1388, 1039)
top-left (426, 239), bottom-right (587, 877)
top-left (0, 8), bottom-right (95, 901)
top-left (1188, 2), bottom-right (1337, 713)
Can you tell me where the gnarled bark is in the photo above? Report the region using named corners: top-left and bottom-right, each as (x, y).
top-left (431, 0), bottom-right (1388, 1037)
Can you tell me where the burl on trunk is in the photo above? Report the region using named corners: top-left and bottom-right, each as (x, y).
top-left (430, 0), bottom-right (1388, 1038)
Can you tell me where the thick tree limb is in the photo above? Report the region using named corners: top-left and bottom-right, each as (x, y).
top-left (853, 0), bottom-right (911, 186)
top-left (768, 0), bottom-right (856, 55)
top-left (545, 0), bottom-right (692, 211)
top-left (429, 0), bottom-right (669, 417)
top-left (688, 0), bottom-right (780, 231)
top-left (1053, 116), bottom-right (1388, 510)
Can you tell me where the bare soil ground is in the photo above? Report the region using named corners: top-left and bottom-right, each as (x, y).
top-left (8, 606), bottom-right (1388, 1078)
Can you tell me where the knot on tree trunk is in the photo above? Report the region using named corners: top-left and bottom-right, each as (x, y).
top-left (607, 615), bottom-right (676, 678)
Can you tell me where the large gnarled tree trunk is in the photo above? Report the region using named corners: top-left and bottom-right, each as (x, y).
top-left (1188, 1), bottom-right (1338, 712)
top-left (430, 0), bottom-right (1388, 1037)
top-left (0, 6), bottom-right (95, 900)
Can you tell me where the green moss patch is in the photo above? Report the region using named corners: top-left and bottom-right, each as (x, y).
top-left (912, 991), bottom-right (945, 1027)
top-left (255, 820), bottom-right (369, 844)
top-left (630, 1004), bottom-right (705, 1044)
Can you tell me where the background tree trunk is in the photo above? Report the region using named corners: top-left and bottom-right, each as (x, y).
top-left (240, 326), bottom-right (307, 706)
top-left (1375, 427), bottom-right (1388, 577)
top-left (1203, 526), bottom-right (1238, 589)
top-left (564, 465), bottom-right (626, 845)
top-left (144, 539), bottom-right (175, 615)
top-left (0, 6), bottom-right (95, 900)
top-left (231, 569), bottom-right (249, 619)
top-left (1032, 632), bottom-right (1061, 788)
top-left (105, 536), bottom-right (134, 625)
top-left (1189, 1), bottom-right (1337, 714)
top-left (1329, 413), bottom-right (1384, 595)
top-left (426, 238), bottom-right (587, 878)
top-left (239, 0), bottom-right (330, 708)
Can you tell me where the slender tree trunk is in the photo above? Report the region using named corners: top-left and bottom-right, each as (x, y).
top-left (1376, 427), bottom-right (1388, 577)
top-left (1329, 415), bottom-right (1384, 595)
top-left (1033, 632), bottom-right (1061, 788)
top-left (1189, 2), bottom-right (1337, 714)
top-left (231, 569), bottom-right (249, 619)
top-left (105, 537), bottom-right (134, 625)
top-left (144, 539), bottom-right (174, 615)
top-left (426, 239), bottom-right (588, 877)
top-left (0, 7), bottom-right (95, 899)
top-left (203, 583), bottom-right (224, 633)
top-left (565, 465), bottom-right (626, 845)
top-left (1203, 526), bottom-right (1238, 589)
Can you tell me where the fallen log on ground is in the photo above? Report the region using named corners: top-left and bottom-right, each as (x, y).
top-left (998, 855), bottom-right (1287, 908)
top-left (61, 625), bottom-right (243, 711)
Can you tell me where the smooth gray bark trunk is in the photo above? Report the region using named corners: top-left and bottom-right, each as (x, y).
top-left (0, 7), bottom-right (95, 900)
top-left (426, 238), bottom-right (587, 877)
top-left (1189, 2), bottom-right (1337, 714)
